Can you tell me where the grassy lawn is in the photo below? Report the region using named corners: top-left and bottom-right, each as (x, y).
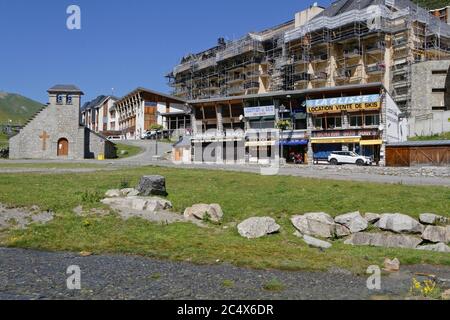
top-left (409, 132), bottom-right (450, 141)
top-left (0, 166), bottom-right (449, 273)
top-left (0, 132), bottom-right (8, 149)
top-left (0, 162), bottom-right (105, 169)
top-left (115, 143), bottom-right (143, 159)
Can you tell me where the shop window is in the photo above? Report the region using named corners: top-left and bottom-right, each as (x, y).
top-left (349, 115), bottom-right (363, 127)
top-left (364, 114), bottom-right (380, 126)
top-left (314, 117), bottom-right (323, 129)
top-left (326, 116), bottom-right (342, 129)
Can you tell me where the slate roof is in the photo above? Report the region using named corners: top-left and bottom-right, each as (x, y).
top-left (47, 85), bottom-right (84, 94)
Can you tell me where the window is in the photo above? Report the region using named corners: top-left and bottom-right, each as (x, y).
top-left (349, 115), bottom-right (363, 127)
top-left (432, 70), bottom-right (447, 75)
top-left (314, 117), bottom-right (323, 129)
top-left (56, 95), bottom-right (63, 104)
top-left (326, 116), bottom-right (342, 129)
top-left (66, 95), bottom-right (73, 104)
top-left (364, 114), bottom-right (380, 126)
top-left (432, 88), bottom-right (446, 93)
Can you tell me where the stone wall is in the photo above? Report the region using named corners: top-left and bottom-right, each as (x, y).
top-left (84, 128), bottom-right (116, 159)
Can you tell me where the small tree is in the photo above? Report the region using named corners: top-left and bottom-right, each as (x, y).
top-left (149, 124), bottom-right (163, 131)
top-left (276, 120), bottom-right (291, 131)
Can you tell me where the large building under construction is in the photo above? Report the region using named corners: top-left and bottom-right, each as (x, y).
top-left (167, 0), bottom-right (450, 117)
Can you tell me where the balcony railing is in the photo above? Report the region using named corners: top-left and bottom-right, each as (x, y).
top-left (343, 48), bottom-right (362, 58)
top-left (366, 63), bottom-right (386, 74)
top-left (244, 81), bottom-right (260, 89)
top-left (310, 54), bottom-right (328, 62)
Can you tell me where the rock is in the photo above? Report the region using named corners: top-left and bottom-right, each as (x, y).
top-left (302, 235), bottom-right (332, 249)
top-left (120, 188), bottom-right (139, 197)
top-left (335, 211), bottom-right (368, 233)
top-left (344, 232), bottom-right (422, 249)
top-left (73, 205), bottom-right (83, 216)
top-left (419, 213), bottom-right (447, 225)
top-left (291, 212), bottom-right (336, 238)
top-left (105, 189), bottom-right (121, 198)
top-left (383, 258), bottom-right (400, 272)
top-left (335, 224), bottom-right (351, 237)
top-left (421, 226), bottom-right (449, 244)
top-left (183, 204), bottom-right (223, 223)
top-left (375, 214), bottom-right (424, 234)
top-left (237, 217), bottom-right (280, 239)
top-left (365, 213), bottom-right (381, 224)
top-left (442, 289), bottom-right (450, 300)
top-left (101, 197), bottom-right (172, 213)
top-left (417, 243), bottom-right (450, 253)
top-left (137, 176), bottom-right (168, 197)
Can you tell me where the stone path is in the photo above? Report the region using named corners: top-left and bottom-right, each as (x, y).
top-left (1, 248), bottom-right (449, 300)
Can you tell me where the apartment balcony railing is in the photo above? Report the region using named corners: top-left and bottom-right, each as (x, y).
top-left (244, 81), bottom-right (260, 89)
top-left (293, 54), bottom-right (310, 64)
top-left (366, 63), bottom-right (386, 74)
top-left (310, 72), bottom-right (328, 82)
top-left (293, 73), bottom-right (311, 82)
top-left (227, 86), bottom-right (246, 95)
top-left (228, 74), bottom-right (246, 84)
top-left (334, 69), bottom-right (352, 80)
top-left (365, 42), bottom-right (386, 53)
top-left (310, 54), bottom-right (328, 62)
top-left (343, 48), bottom-right (362, 58)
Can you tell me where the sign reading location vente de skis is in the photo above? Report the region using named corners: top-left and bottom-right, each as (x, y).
top-left (244, 106), bottom-right (276, 118)
top-left (306, 94), bottom-right (381, 114)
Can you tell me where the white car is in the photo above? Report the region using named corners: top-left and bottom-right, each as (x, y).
top-left (328, 151), bottom-right (372, 166)
top-left (107, 135), bottom-right (122, 141)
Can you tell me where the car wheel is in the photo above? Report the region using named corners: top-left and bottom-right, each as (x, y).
top-left (330, 159), bottom-right (338, 165)
top-left (356, 159), bottom-right (364, 166)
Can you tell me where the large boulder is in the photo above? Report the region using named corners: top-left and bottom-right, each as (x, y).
top-left (183, 204), bottom-right (223, 223)
top-left (417, 243), bottom-right (450, 253)
top-left (101, 197), bottom-right (172, 212)
top-left (120, 188), bottom-right (140, 197)
top-left (335, 224), bottom-right (351, 237)
top-left (105, 189), bottom-right (121, 198)
top-left (419, 213), bottom-right (448, 226)
top-left (302, 235), bottom-right (332, 249)
top-left (137, 176), bottom-right (168, 197)
top-left (335, 211), bottom-right (368, 233)
top-left (344, 232), bottom-right (422, 249)
top-left (375, 214), bottom-right (424, 234)
top-left (237, 217), bottom-right (280, 239)
top-left (291, 212), bottom-right (336, 238)
top-left (422, 226), bottom-right (450, 244)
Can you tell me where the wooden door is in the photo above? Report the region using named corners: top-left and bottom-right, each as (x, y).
top-left (57, 138), bottom-right (69, 156)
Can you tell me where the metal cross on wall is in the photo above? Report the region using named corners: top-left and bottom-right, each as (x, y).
top-left (39, 130), bottom-right (50, 151)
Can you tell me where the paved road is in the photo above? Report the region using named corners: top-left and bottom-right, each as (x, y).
top-left (1, 140), bottom-right (449, 187)
top-left (2, 248), bottom-right (449, 300)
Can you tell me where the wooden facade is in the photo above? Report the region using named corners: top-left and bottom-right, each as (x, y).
top-left (386, 142), bottom-right (450, 167)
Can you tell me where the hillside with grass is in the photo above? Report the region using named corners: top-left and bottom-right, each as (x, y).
top-left (413, 0), bottom-right (449, 9)
top-left (0, 92), bottom-right (44, 125)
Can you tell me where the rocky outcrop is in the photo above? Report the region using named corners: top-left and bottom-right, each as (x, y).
top-left (364, 213), bottom-right (381, 224)
top-left (291, 212), bottom-right (337, 238)
top-left (419, 213), bottom-right (448, 226)
top-left (137, 175), bottom-right (168, 197)
top-left (417, 243), bottom-right (450, 253)
top-left (302, 234), bottom-right (332, 249)
top-left (421, 226), bottom-right (450, 244)
top-left (375, 214), bottom-right (424, 234)
top-left (101, 197), bottom-right (173, 212)
top-left (183, 204), bottom-right (224, 223)
top-left (384, 258), bottom-right (400, 272)
top-left (237, 217), bottom-right (280, 239)
top-left (344, 232), bottom-right (422, 249)
top-left (335, 212), bottom-right (368, 234)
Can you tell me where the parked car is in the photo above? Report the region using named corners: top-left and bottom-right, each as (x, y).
top-left (328, 151), bottom-right (372, 166)
top-left (107, 135), bottom-right (122, 141)
top-left (142, 130), bottom-right (161, 140)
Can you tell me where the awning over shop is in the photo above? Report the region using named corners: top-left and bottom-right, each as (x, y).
top-left (245, 141), bottom-right (276, 147)
top-left (360, 139), bottom-right (383, 146)
top-left (277, 139), bottom-right (309, 146)
top-left (311, 136), bottom-right (361, 144)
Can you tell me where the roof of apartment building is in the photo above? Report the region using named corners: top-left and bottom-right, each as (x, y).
top-left (116, 87), bottom-right (187, 105)
top-left (81, 95), bottom-right (119, 111)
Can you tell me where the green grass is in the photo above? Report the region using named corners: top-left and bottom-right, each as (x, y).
top-left (0, 132), bottom-right (8, 148)
top-left (409, 132), bottom-right (450, 141)
top-left (263, 278), bottom-right (285, 292)
top-left (0, 162), bottom-right (105, 169)
top-left (0, 166), bottom-right (449, 273)
top-left (0, 92), bottom-right (44, 125)
top-left (115, 144), bottom-right (143, 159)
top-left (222, 280), bottom-right (235, 288)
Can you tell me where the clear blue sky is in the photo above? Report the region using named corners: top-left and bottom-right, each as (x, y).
top-left (0, 0), bottom-right (332, 103)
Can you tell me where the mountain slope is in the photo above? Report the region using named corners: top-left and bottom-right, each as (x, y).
top-left (0, 92), bottom-right (45, 125)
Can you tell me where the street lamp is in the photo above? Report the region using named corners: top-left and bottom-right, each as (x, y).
top-left (279, 104), bottom-right (286, 163)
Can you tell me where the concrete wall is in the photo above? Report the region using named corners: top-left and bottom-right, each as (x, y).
top-left (409, 110), bottom-right (450, 137)
top-left (411, 60), bottom-right (450, 117)
top-left (385, 92), bottom-right (409, 143)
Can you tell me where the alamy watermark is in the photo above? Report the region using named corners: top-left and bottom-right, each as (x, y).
top-left (366, 265), bottom-right (381, 290)
top-left (66, 265), bottom-right (81, 290)
top-left (66, 5), bottom-right (81, 30)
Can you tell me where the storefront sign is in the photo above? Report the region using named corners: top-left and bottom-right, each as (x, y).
top-left (244, 106), bottom-right (276, 118)
top-left (312, 129), bottom-right (378, 138)
top-left (306, 95), bottom-right (381, 113)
